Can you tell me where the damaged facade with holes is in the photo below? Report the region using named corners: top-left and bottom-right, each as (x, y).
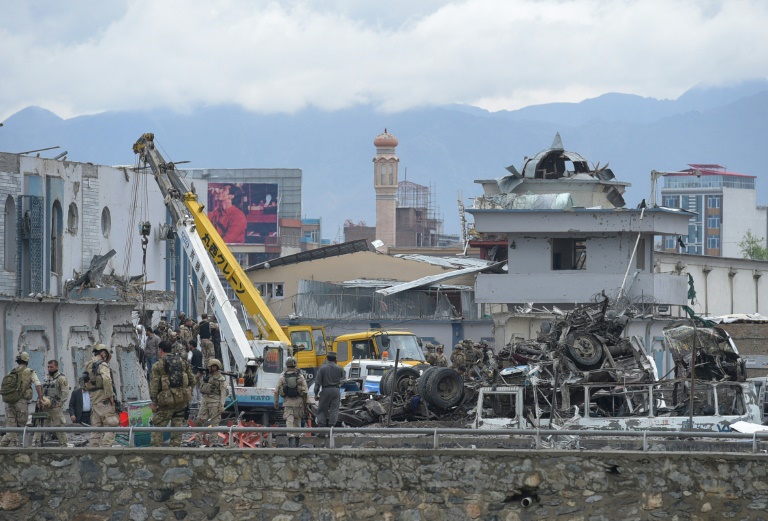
top-left (460, 134), bottom-right (760, 432)
top-left (0, 152), bottom-right (176, 403)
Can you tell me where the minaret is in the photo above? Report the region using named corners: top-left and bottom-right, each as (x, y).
top-left (373, 129), bottom-right (399, 248)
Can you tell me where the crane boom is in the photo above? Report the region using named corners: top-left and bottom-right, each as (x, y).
top-left (133, 133), bottom-right (291, 346)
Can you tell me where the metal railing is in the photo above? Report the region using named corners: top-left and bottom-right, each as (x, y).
top-left (3, 425), bottom-right (768, 452)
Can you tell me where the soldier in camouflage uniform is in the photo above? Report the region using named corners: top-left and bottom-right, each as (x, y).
top-left (156, 320), bottom-right (171, 343)
top-left (274, 357), bottom-right (308, 447)
top-left (33, 360), bottom-right (70, 446)
top-left (197, 314), bottom-right (215, 368)
top-left (179, 318), bottom-right (197, 346)
top-left (169, 331), bottom-right (186, 356)
top-left (150, 341), bottom-right (195, 446)
top-left (195, 358), bottom-right (227, 427)
top-left (0, 352), bottom-right (43, 447)
top-left (424, 344), bottom-right (438, 365)
top-left (450, 344), bottom-right (466, 373)
top-left (434, 345), bottom-right (449, 367)
top-left (85, 344), bottom-right (120, 447)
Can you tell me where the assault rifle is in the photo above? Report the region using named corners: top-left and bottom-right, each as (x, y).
top-left (193, 366), bottom-right (237, 378)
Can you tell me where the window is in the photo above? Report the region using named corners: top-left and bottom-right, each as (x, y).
top-left (707, 196), bottom-right (721, 209)
top-left (707, 215), bottom-right (720, 229)
top-left (289, 330), bottom-right (312, 351)
top-left (664, 236), bottom-right (676, 250)
top-left (67, 203), bottom-right (78, 234)
top-left (4, 195), bottom-right (16, 272)
top-left (662, 195), bottom-right (679, 208)
top-left (101, 207), bottom-right (111, 238)
top-left (551, 238), bottom-right (586, 270)
top-left (51, 201), bottom-right (62, 275)
top-left (313, 328), bottom-right (327, 355)
top-left (335, 341), bottom-right (349, 363)
top-left (707, 235), bottom-right (720, 249)
top-left (636, 238), bottom-right (645, 270)
top-left (265, 282), bottom-right (284, 299)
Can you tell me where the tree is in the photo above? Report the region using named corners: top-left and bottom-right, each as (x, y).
top-left (738, 230), bottom-right (768, 260)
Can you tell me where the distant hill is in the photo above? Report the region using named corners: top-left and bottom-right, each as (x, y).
top-left (1, 79), bottom-right (767, 240)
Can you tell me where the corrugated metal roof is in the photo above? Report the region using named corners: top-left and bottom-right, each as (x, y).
top-left (392, 254), bottom-right (500, 270)
top-left (342, 278), bottom-right (472, 291)
top-left (376, 261), bottom-right (505, 296)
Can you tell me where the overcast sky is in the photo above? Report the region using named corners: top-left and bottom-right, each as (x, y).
top-left (2, 0), bottom-right (767, 121)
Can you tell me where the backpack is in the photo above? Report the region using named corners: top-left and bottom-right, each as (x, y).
top-left (284, 373), bottom-right (299, 398)
top-left (157, 355), bottom-right (190, 408)
top-left (164, 355), bottom-right (185, 388)
top-left (1, 368), bottom-right (23, 404)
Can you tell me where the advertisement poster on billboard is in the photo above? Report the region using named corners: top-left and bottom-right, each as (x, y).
top-left (207, 182), bottom-right (278, 244)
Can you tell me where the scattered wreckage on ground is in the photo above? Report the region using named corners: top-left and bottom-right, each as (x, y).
top-left (324, 296), bottom-right (763, 433)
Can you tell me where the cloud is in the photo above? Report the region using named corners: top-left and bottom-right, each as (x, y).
top-left (1, 0), bottom-right (767, 120)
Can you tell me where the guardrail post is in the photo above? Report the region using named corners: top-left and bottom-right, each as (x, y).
top-left (535, 428), bottom-right (541, 449)
top-left (642, 430), bottom-right (648, 451)
top-left (753, 432), bottom-right (757, 454)
top-left (22, 427), bottom-right (28, 448)
top-left (329, 428), bottom-right (334, 449)
top-left (228, 426), bottom-right (235, 448)
top-left (128, 427), bottom-right (134, 447)
top-left (433, 429), bottom-right (439, 450)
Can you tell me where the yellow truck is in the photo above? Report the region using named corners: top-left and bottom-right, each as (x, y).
top-left (331, 330), bottom-right (426, 367)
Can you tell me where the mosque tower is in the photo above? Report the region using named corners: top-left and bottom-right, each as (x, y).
top-left (373, 129), bottom-right (399, 248)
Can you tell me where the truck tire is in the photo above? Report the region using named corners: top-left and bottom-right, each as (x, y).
top-left (417, 367), bottom-right (440, 397)
top-left (565, 332), bottom-right (604, 369)
top-left (422, 368), bottom-right (464, 410)
top-left (380, 367), bottom-right (420, 396)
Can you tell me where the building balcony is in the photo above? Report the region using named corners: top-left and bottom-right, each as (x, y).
top-left (474, 272), bottom-right (688, 306)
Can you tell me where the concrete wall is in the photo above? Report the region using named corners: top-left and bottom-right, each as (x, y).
top-left (0, 300), bottom-right (149, 403)
top-left (656, 252), bottom-right (768, 316)
top-left (0, 448), bottom-right (765, 520)
top-left (722, 186), bottom-right (762, 258)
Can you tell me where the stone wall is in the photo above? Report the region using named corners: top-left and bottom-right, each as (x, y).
top-left (0, 448), bottom-right (766, 520)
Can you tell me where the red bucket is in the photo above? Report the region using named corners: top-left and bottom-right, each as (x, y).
top-left (119, 411), bottom-right (129, 427)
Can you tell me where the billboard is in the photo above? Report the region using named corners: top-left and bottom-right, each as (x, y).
top-left (207, 182), bottom-right (278, 244)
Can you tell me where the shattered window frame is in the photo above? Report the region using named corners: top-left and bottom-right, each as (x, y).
top-left (551, 238), bottom-right (587, 271)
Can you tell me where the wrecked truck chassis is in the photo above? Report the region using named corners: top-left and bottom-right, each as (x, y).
top-left (474, 380), bottom-right (761, 432)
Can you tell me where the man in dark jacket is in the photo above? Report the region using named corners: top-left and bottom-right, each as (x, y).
top-left (313, 351), bottom-right (345, 430)
top-left (68, 379), bottom-right (92, 424)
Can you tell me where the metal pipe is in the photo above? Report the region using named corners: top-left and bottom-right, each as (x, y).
top-left (521, 497), bottom-right (533, 508)
top-left (689, 320), bottom-right (697, 432)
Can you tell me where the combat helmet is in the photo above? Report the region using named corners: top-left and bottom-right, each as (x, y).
top-left (208, 358), bottom-right (222, 370)
top-left (426, 343), bottom-right (435, 351)
top-left (94, 343), bottom-right (112, 355)
top-left (453, 343), bottom-right (463, 350)
top-left (286, 357), bottom-right (297, 368)
top-left (16, 351), bottom-right (30, 363)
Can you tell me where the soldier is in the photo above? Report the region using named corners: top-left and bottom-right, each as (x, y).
top-left (156, 319), bottom-right (172, 343)
top-left (33, 360), bottom-right (71, 447)
top-left (144, 328), bottom-right (160, 379)
top-left (274, 357), bottom-right (308, 447)
top-left (179, 318), bottom-right (195, 346)
top-left (424, 344), bottom-right (438, 366)
top-left (434, 345), bottom-right (449, 367)
top-left (313, 351), bottom-right (344, 431)
top-left (85, 344), bottom-right (120, 447)
top-left (196, 358), bottom-right (227, 427)
top-left (198, 313), bottom-right (215, 367)
top-left (150, 341), bottom-right (195, 447)
top-left (0, 352), bottom-right (44, 447)
top-left (169, 331), bottom-right (186, 356)
top-left (176, 311), bottom-right (187, 331)
top-left (450, 344), bottom-right (466, 372)
top-left (210, 317), bottom-right (222, 362)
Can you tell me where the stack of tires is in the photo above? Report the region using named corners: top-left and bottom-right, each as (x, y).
top-left (381, 366), bottom-right (464, 411)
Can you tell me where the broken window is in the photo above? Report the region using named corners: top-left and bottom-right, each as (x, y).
top-left (50, 200), bottom-right (62, 275)
top-left (4, 195), bottom-right (16, 272)
top-left (551, 238), bottom-right (586, 270)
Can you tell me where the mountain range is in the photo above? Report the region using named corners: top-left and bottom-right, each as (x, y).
top-left (1, 79), bottom-right (767, 240)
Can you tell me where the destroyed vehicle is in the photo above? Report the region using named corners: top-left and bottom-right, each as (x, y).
top-left (663, 323), bottom-right (747, 382)
top-left (475, 379), bottom-right (760, 432)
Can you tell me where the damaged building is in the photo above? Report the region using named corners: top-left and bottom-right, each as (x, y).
top-left (0, 152), bottom-right (175, 402)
